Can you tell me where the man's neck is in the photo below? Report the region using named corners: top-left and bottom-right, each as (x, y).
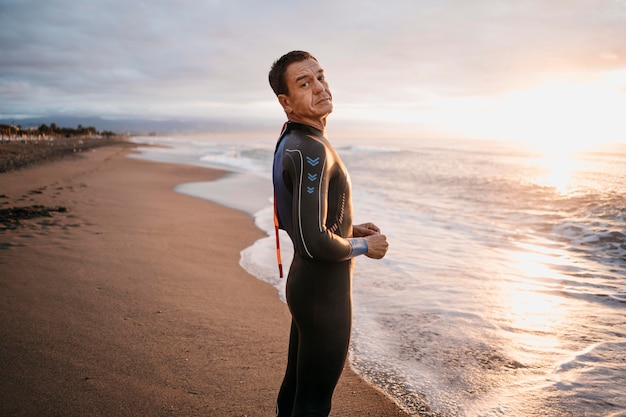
top-left (287, 115), bottom-right (327, 133)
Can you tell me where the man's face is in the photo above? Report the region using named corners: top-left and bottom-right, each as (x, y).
top-left (279, 58), bottom-right (333, 125)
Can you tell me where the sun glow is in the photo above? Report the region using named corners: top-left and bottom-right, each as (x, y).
top-left (487, 70), bottom-right (626, 148)
top-left (340, 69), bottom-right (626, 147)
top-left (449, 69), bottom-right (626, 148)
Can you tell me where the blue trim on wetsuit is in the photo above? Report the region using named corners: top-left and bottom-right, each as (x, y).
top-left (273, 121), bottom-right (365, 417)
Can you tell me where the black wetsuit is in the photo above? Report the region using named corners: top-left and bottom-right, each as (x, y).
top-left (273, 122), bottom-right (368, 417)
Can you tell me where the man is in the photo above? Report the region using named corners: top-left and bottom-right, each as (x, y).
top-left (269, 50), bottom-right (389, 416)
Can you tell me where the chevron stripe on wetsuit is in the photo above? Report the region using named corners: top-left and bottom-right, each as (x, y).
top-left (272, 122), bottom-right (368, 417)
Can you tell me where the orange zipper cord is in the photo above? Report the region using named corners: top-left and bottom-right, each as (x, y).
top-left (273, 194), bottom-right (284, 278)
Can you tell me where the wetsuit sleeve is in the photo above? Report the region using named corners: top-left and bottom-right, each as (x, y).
top-left (283, 140), bottom-right (367, 261)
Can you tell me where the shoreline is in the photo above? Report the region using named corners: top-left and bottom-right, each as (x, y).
top-left (0, 143), bottom-right (411, 416)
top-left (0, 135), bottom-right (131, 173)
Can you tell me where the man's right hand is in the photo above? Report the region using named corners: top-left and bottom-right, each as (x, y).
top-left (364, 234), bottom-right (389, 259)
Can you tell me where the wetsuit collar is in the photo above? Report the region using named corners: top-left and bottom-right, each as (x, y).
top-left (275, 121), bottom-right (326, 153)
top-left (283, 121), bottom-right (325, 137)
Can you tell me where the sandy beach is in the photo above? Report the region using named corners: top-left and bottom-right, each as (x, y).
top-left (0, 142), bottom-right (410, 416)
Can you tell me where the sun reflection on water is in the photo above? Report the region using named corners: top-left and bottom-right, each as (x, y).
top-left (497, 242), bottom-right (576, 360)
top-left (525, 140), bottom-right (612, 197)
top-left (534, 154), bottom-right (581, 195)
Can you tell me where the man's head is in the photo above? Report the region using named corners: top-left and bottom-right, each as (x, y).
top-left (269, 50), bottom-right (318, 97)
top-left (269, 50), bottom-right (333, 130)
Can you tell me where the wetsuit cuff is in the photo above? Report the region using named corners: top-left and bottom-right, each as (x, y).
top-left (348, 238), bottom-right (368, 257)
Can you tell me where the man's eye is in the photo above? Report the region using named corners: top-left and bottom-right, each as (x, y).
top-left (301, 82), bottom-right (309, 87)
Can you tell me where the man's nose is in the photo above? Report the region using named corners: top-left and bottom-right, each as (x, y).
top-left (313, 79), bottom-right (326, 93)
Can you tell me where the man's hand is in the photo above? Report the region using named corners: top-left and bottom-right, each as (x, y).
top-left (364, 234), bottom-right (388, 259)
top-left (354, 223), bottom-right (388, 259)
top-left (353, 222), bottom-right (381, 237)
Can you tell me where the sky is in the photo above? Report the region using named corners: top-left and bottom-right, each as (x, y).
top-left (1, 0), bottom-right (626, 143)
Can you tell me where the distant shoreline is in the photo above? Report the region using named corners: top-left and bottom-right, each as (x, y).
top-left (0, 136), bottom-right (132, 173)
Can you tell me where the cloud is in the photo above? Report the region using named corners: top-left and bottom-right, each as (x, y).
top-left (1, 0), bottom-right (625, 126)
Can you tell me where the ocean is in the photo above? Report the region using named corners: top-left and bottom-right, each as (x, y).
top-left (131, 132), bottom-right (626, 417)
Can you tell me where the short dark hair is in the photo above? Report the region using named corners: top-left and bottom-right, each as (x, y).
top-left (268, 50), bottom-right (318, 96)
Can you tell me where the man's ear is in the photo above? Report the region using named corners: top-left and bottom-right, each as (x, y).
top-left (278, 94), bottom-right (292, 114)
